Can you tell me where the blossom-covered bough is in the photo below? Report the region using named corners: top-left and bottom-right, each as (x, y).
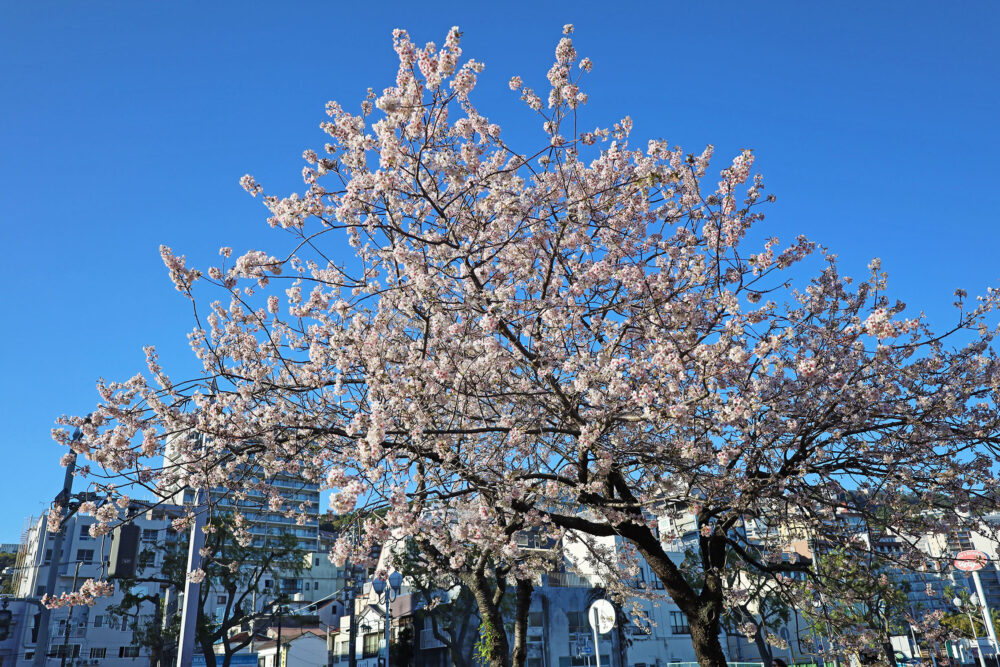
top-left (55, 24), bottom-right (1000, 667)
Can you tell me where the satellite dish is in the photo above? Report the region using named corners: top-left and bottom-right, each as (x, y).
top-left (588, 599), bottom-right (615, 635)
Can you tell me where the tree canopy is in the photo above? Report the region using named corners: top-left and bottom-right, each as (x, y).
top-left (54, 24), bottom-right (1000, 667)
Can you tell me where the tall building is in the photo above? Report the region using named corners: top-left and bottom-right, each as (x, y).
top-left (164, 435), bottom-right (321, 552)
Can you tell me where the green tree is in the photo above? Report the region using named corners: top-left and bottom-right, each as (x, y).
top-left (941, 587), bottom-right (1000, 641)
top-left (0, 552), bottom-right (18, 595)
top-left (392, 538), bottom-right (491, 667)
top-left (806, 548), bottom-right (909, 667)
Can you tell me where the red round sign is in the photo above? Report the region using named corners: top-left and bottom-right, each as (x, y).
top-left (954, 550), bottom-right (989, 572)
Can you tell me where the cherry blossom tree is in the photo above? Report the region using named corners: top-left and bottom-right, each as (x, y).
top-left (54, 23), bottom-right (1000, 667)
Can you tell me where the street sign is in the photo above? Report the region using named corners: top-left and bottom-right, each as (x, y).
top-left (580, 644), bottom-right (593, 656)
top-left (588, 599), bottom-right (615, 635)
top-left (954, 550), bottom-right (990, 572)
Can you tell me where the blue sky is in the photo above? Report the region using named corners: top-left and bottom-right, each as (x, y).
top-left (1, 2), bottom-right (998, 541)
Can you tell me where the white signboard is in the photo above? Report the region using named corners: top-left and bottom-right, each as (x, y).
top-left (588, 599), bottom-right (615, 635)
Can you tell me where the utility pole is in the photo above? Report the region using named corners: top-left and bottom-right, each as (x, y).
top-left (276, 598), bottom-right (283, 667)
top-left (33, 453), bottom-right (76, 667)
top-left (175, 490), bottom-right (207, 667)
top-left (59, 562), bottom-right (81, 667)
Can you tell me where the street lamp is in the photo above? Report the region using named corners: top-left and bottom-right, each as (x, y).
top-left (954, 596), bottom-right (988, 667)
top-left (371, 572), bottom-right (403, 667)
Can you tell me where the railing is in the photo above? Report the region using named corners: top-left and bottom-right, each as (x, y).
top-left (546, 571), bottom-right (590, 588)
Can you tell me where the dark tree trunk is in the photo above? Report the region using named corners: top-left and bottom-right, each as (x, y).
top-left (541, 488), bottom-right (734, 667)
top-left (510, 579), bottom-right (534, 667)
top-left (463, 573), bottom-right (511, 667)
top-left (752, 627), bottom-right (774, 667)
top-left (881, 640), bottom-right (897, 667)
top-left (198, 637), bottom-right (217, 667)
top-left (688, 608), bottom-right (729, 667)
top-left (631, 535), bottom-right (730, 667)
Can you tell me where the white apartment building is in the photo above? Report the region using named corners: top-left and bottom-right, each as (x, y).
top-left (9, 503), bottom-right (185, 667)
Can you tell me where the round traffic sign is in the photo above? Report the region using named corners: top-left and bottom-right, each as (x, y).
top-left (589, 599), bottom-right (616, 635)
top-left (954, 550), bottom-right (989, 572)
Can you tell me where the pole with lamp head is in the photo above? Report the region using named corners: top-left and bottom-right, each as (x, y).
top-left (371, 572), bottom-right (402, 667)
top-left (955, 595), bottom-right (988, 667)
top-left (954, 551), bottom-right (998, 667)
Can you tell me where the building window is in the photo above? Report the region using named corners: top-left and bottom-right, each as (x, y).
top-left (49, 645), bottom-right (81, 659)
top-left (141, 529), bottom-right (159, 542)
top-left (670, 611), bottom-right (690, 635)
top-left (79, 524), bottom-right (92, 540)
top-left (121, 616), bottom-right (129, 633)
top-left (76, 549), bottom-right (95, 564)
top-left (217, 595), bottom-right (227, 605)
top-left (119, 646), bottom-right (140, 658)
top-left (43, 549), bottom-right (52, 564)
top-left (94, 615), bottom-right (104, 628)
top-left (567, 611), bottom-right (588, 634)
top-left (363, 633), bottom-right (380, 658)
top-left (90, 648), bottom-right (107, 659)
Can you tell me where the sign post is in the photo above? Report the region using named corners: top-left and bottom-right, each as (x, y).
top-left (954, 551), bottom-right (999, 657)
top-left (588, 599), bottom-right (615, 667)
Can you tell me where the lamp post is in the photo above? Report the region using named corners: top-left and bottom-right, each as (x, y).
top-left (371, 572), bottom-right (402, 667)
top-left (955, 596), bottom-right (988, 667)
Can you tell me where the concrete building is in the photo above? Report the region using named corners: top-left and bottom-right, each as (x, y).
top-left (8, 503), bottom-right (185, 667)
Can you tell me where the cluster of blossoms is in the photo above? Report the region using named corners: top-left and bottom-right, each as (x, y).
top-left (43, 579), bottom-right (114, 609)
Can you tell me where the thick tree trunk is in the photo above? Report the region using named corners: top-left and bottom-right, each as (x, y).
top-left (543, 496), bottom-right (732, 667)
top-left (636, 543), bottom-right (729, 667)
top-left (510, 579), bottom-right (534, 667)
top-left (463, 574), bottom-right (511, 667)
top-left (688, 610), bottom-right (729, 667)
